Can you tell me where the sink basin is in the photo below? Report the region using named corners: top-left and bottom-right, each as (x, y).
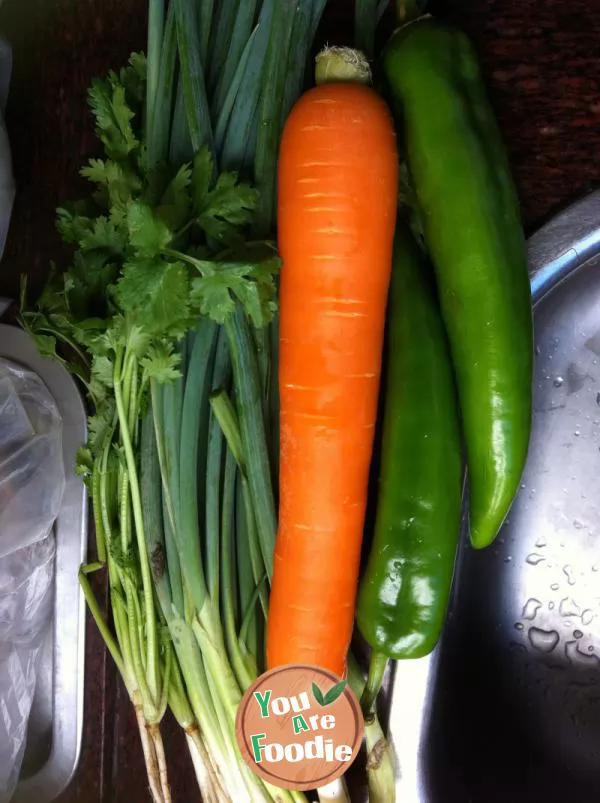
top-left (385, 190), bottom-right (600, 802)
top-left (0, 323), bottom-right (87, 803)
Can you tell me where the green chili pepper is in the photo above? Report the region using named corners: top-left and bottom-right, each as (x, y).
top-left (383, 16), bottom-right (533, 549)
top-left (356, 219), bottom-right (463, 713)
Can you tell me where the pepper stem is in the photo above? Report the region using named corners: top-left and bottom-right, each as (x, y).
top-left (360, 651), bottom-right (388, 719)
top-left (315, 46), bottom-right (371, 86)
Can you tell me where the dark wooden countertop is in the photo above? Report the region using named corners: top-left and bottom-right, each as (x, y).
top-left (0, 0), bottom-right (599, 801)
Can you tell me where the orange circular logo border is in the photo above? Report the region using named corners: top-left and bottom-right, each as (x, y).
top-left (235, 663), bottom-right (364, 791)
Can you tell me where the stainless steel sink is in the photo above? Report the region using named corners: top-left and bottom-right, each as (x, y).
top-left (0, 323), bottom-right (87, 803)
top-left (386, 189), bottom-right (600, 802)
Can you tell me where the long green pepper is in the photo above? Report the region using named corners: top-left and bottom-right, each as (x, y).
top-left (383, 16), bottom-right (533, 549)
top-left (357, 220), bottom-right (463, 711)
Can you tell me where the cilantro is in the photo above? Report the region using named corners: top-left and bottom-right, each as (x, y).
top-left (117, 52), bottom-right (147, 106)
top-left (192, 146), bottom-right (258, 246)
top-left (155, 165), bottom-right (192, 232)
top-left (116, 258), bottom-right (190, 338)
top-left (80, 158), bottom-right (141, 212)
top-left (91, 354), bottom-right (115, 390)
top-left (188, 251), bottom-right (280, 327)
top-left (88, 78), bottom-right (139, 162)
top-left (141, 342), bottom-right (182, 384)
top-left (21, 53), bottom-right (281, 471)
top-left (126, 202), bottom-right (172, 257)
top-left (57, 208), bottom-right (94, 244)
top-left (80, 215), bottom-right (127, 255)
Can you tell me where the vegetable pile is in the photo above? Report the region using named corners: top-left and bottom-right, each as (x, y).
top-left (17, 0), bottom-right (533, 800)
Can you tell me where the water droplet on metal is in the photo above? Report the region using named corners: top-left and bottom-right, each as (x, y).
top-left (514, 622), bottom-right (524, 631)
top-left (554, 376), bottom-right (564, 387)
top-left (574, 430), bottom-right (581, 437)
top-left (565, 640), bottom-right (600, 667)
top-left (574, 630), bottom-right (584, 639)
top-left (573, 519), bottom-right (584, 529)
top-left (535, 536), bottom-right (546, 548)
top-left (522, 598), bottom-right (543, 620)
top-left (551, 583), bottom-right (560, 591)
top-left (528, 627), bottom-right (559, 653)
top-left (559, 597), bottom-right (582, 618)
top-left (526, 553), bottom-right (545, 565)
top-left (582, 609), bottom-right (594, 626)
top-left (563, 564), bottom-right (576, 585)
top-left (549, 602), bottom-right (555, 610)
top-left (535, 345), bottom-right (541, 355)
top-left (504, 555), bottom-right (512, 563)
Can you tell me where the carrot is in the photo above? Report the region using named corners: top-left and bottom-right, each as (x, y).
top-left (266, 47), bottom-right (399, 677)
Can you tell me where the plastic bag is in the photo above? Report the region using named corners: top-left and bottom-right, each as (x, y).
top-left (0, 359), bottom-right (65, 559)
top-left (0, 358), bottom-right (65, 802)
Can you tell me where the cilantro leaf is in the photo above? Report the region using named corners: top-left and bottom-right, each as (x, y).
top-left (156, 165), bottom-right (192, 232)
top-left (57, 208), bottom-right (94, 244)
top-left (88, 78), bottom-right (139, 161)
top-left (116, 258), bottom-right (190, 338)
top-left (189, 252), bottom-right (280, 327)
top-left (69, 251), bottom-right (119, 313)
top-left (193, 161), bottom-right (259, 247)
top-left (141, 342), bottom-right (182, 384)
top-left (80, 158), bottom-right (141, 213)
top-left (190, 275), bottom-right (236, 323)
top-left (80, 215), bottom-right (127, 255)
top-left (126, 202), bottom-right (172, 257)
top-left (30, 332), bottom-right (61, 361)
top-left (118, 52), bottom-right (146, 106)
top-left (91, 354), bottom-right (114, 390)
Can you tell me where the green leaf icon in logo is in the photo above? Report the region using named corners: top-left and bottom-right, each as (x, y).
top-left (312, 679), bottom-right (347, 707)
top-left (312, 682), bottom-right (326, 706)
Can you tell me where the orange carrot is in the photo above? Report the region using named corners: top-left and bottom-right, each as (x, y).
top-left (266, 48), bottom-right (399, 677)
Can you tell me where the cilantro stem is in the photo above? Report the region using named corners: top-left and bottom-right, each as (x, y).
top-left (125, 578), bottom-right (154, 712)
top-left (78, 567), bottom-right (126, 679)
top-left (91, 460), bottom-right (107, 564)
top-left (119, 467), bottom-right (130, 555)
top-left (113, 345), bottom-right (160, 708)
top-left (36, 326), bottom-right (90, 370)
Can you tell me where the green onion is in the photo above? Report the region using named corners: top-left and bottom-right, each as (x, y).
top-left (355, 0), bottom-right (378, 59)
